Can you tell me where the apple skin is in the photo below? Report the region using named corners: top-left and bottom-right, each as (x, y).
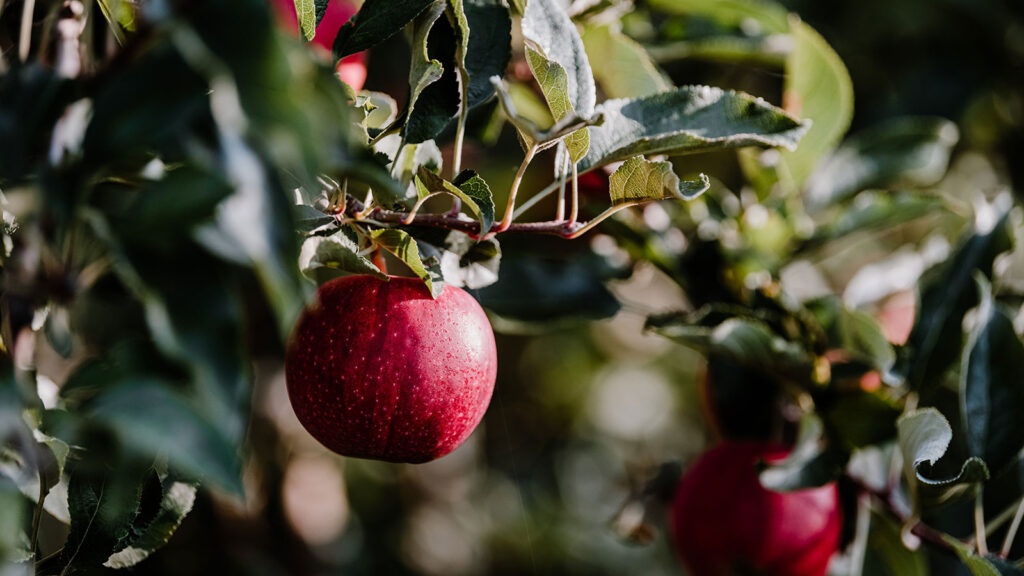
top-left (671, 441), bottom-right (842, 576)
top-left (285, 275), bottom-right (497, 463)
top-left (269, 0), bottom-right (367, 90)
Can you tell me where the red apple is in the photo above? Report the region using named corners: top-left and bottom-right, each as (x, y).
top-left (671, 440), bottom-right (842, 576)
top-left (285, 275), bottom-right (497, 463)
top-left (269, 0), bottom-right (368, 91)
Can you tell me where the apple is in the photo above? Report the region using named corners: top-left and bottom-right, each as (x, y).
top-left (670, 440), bottom-right (842, 576)
top-left (285, 275), bottom-right (497, 463)
top-left (269, 0), bottom-right (368, 91)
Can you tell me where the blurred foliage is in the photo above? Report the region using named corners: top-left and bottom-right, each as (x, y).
top-left (1, 0), bottom-right (1024, 575)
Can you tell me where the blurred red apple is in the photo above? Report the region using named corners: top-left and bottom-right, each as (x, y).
top-left (671, 440), bottom-right (842, 576)
top-left (285, 275), bottom-right (497, 463)
top-left (269, 0), bottom-right (367, 90)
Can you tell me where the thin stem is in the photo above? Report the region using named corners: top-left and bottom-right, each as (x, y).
top-left (1002, 498), bottom-right (1024, 557)
top-left (452, 105), bottom-right (467, 178)
top-left (402, 192), bottom-right (443, 225)
top-left (493, 145), bottom-right (537, 234)
top-left (31, 470), bottom-right (46, 557)
top-left (976, 485), bottom-right (989, 556)
top-left (19, 0), bottom-right (36, 61)
top-left (555, 147), bottom-right (569, 222)
top-left (515, 177), bottom-right (563, 219)
top-left (564, 202), bottom-right (638, 239)
top-left (568, 162), bottom-right (580, 225)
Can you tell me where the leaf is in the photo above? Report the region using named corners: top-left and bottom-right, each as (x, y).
top-left (805, 117), bottom-right (960, 211)
top-left (460, 0), bottom-right (512, 109)
top-left (824, 389), bottom-right (901, 449)
top-left (439, 231), bottom-right (501, 290)
top-left (759, 414), bottom-right (847, 491)
top-left (404, 7), bottom-right (462, 144)
top-left (403, 3), bottom-right (447, 143)
top-left (608, 156), bottom-right (709, 204)
top-left (61, 456), bottom-right (152, 572)
top-left (777, 16), bottom-right (854, 187)
top-left (295, 0), bottom-right (316, 41)
top-left (104, 478), bottom-right (197, 569)
top-left (901, 199), bottom-right (1014, 391)
top-left (332, 0), bottom-right (437, 58)
top-left (91, 381), bottom-right (243, 495)
top-left (416, 167), bottom-right (496, 232)
top-left (0, 476), bottom-right (30, 566)
top-left (314, 0), bottom-right (331, 27)
top-left (960, 274), bottom-right (1024, 475)
top-left (524, 44), bottom-right (590, 162)
top-left (833, 306), bottom-right (896, 373)
top-left (581, 24), bottom-right (673, 99)
top-left (861, 509), bottom-right (929, 576)
top-left (941, 534), bottom-right (1005, 576)
top-left (521, 0), bottom-right (596, 118)
top-left (579, 86), bottom-right (808, 174)
top-left (475, 253), bottom-right (621, 327)
top-left (647, 316), bottom-right (815, 384)
top-left (368, 229), bottom-right (444, 297)
top-left (291, 204), bottom-right (336, 235)
top-left (897, 408), bottom-right (989, 489)
top-left (298, 230), bottom-right (388, 282)
top-left (644, 0), bottom-right (850, 187)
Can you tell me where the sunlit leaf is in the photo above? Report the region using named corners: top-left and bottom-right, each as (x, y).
top-left (299, 230), bottom-right (387, 282)
top-left (525, 44), bottom-right (590, 162)
top-left (416, 167), bottom-right (496, 232)
top-left (579, 86), bottom-right (808, 174)
top-left (368, 229), bottom-right (444, 297)
top-left (295, 0), bottom-right (316, 41)
top-left (608, 156), bottom-right (709, 204)
top-left (521, 0), bottom-right (596, 117)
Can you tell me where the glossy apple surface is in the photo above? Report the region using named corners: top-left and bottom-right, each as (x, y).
top-left (285, 275), bottom-right (497, 463)
top-left (671, 440), bottom-right (842, 576)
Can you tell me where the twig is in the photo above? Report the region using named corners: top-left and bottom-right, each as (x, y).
top-left (1002, 499), bottom-right (1024, 557)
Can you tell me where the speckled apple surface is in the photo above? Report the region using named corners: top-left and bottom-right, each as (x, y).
top-left (285, 275), bottom-right (497, 463)
top-left (670, 440), bottom-right (842, 576)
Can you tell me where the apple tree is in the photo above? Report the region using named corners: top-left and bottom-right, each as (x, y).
top-left (0, 0), bottom-right (1023, 575)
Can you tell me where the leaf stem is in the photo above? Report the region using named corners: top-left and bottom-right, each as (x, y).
top-left (975, 485), bottom-right (989, 556)
top-left (31, 470), bottom-right (46, 557)
top-left (493, 144), bottom-right (537, 234)
top-left (1001, 498), bottom-right (1024, 557)
top-left (19, 0), bottom-right (35, 61)
top-left (568, 162), bottom-right (580, 225)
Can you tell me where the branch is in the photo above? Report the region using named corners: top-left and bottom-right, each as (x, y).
top-left (343, 195), bottom-right (586, 238)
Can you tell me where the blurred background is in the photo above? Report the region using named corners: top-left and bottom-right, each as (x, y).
top-left (40, 0), bottom-right (1022, 574)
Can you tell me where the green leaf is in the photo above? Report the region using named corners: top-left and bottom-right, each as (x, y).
top-left (292, 204), bottom-right (336, 235)
top-left (960, 274), bottom-right (1024, 475)
top-left (314, 0), bottom-right (331, 27)
top-left (581, 24), bottom-right (673, 99)
top-left (833, 306), bottom-right (897, 373)
top-left (416, 167), bottom-right (496, 232)
top-left (608, 156), bottom-right (709, 204)
top-left (332, 0), bottom-right (437, 58)
top-left (902, 200), bottom-right (1014, 391)
top-left (368, 229), bottom-right (444, 297)
top-left (777, 16), bottom-right (854, 187)
top-left (92, 381), bottom-right (243, 495)
top-left (403, 3), bottom-right (447, 143)
top-left (805, 117), bottom-right (960, 211)
top-left (897, 408), bottom-right (989, 488)
top-left (0, 476), bottom-right (30, 566)
top-left (824, 389), bottom-right (901, 449)
top-left (647, 315), bottom-right (815, 384)
top-left (460, 0), bottom-right (512, 109)
top-left (404, 7), bottom-right (462, 144)
top-left (521, 0), bottom-right (596, 118)
top-left (61, 456), bottom-right (152, 572)
top-left (298, 230), bottom-right (388, 281)
top-left (104, 478), bottom-right (197, 569)
top-left (579, 86), bottom-right (808, 174)
top-left (759, 414), bottom-right (847, 490)
top-left (524, 44), bottom-right (590, 162)
top-left (295, 0), bottom-right (316, 41)
top-left (804, 191), bottom-right (944, 250)
top-left (941, 534), bottom-right (1004, 576)
top-left (646, 0), bottom-right (790, 32)
top-left (861, 509), bottom-right (929, 576)
top-left (475, 253), bottom-right (621, 328)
